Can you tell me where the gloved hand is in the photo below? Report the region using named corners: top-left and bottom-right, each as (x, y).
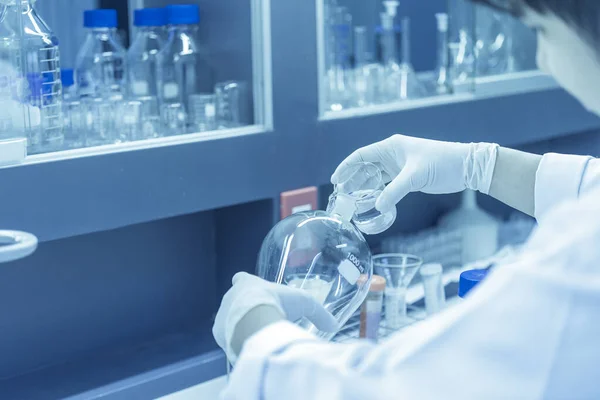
top-left (213, 272), bottom-right (338, 363)
top-left (331, 134), bottom-right (499, 213)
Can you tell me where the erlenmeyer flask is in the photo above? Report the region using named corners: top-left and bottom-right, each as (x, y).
top-left (257, 193), bottom-right (373, 340)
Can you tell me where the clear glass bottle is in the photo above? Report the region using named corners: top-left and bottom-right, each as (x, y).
top-left (257, 194), bottom-right (373, 340)
top-left (157, 4), bottom-right (212, 124)
top-left (60, 68), bottom-right (84, 149)
top-left (1, 0), bottom-right (63, 154)
top-left (128, 8), bottom-right (166, 99)
top-left (75, 9), bottom-right (127, 101)
top-left (75, 9), bottom-right (127, 145)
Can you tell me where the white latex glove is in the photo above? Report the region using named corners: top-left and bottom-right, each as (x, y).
top-left (331, 134), bottom-right (499, 213)
top-left (213, 272), bottom-right (338, 363)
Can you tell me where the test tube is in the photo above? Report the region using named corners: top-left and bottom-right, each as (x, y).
top-left (189, 93), bottom-right (217, 132)
top-left (160, 103), bottom-right (187, 136)
top-left (359, 275), bottom-right (386, 341)
top-left (215, 81), bottom-right (251, 129)
top-left (419, 263), bottom-right (446, 316)
top-left (353, 26), bottom-right (372, 107)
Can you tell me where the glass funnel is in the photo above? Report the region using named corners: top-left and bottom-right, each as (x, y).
top-left (328, 161), bottom-right (397, 235)
top-left (257, 194), bottom-right (373, 340)
top-left (373, 253), bottom-right (423, 329)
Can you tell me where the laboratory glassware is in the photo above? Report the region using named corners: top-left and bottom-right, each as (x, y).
top-left (359, 274), bottom-right (385, 341)
top-left (0, 3), bottom-right (25, 143)
top-left (257, 193), bottom-right (373, 340)
top-left (160, 102), bottom-right (186, 136)
top-left (434, 13), bottom-right (451, 95)
top-left (215, 81), bottom-right (251, 129)
top-left (76, 9), bottom-right (127, 101)
top-left (328, 162), bottom-right (397, 235)
top-left (61, 69), bottom-right (84, 149)
top-left (420, 263), bottom-right (445, 315)
top-left (117, 100), bottom-right (143, 141)
top-left (474, 5), bottom-right (510, 76)
top-left (128, 8), bottom-right (166, 99)
top-left (157, 4), bottom-right (212, 120)
top-left (189, 93), bottom-right (216, 132)
top-left (373, 254), bottom-right (423, 329)
top-left (325, 5), bottom-right (353, 111)
top-left (2, 0), bottom-right (63, 154)
top-left (85, 97), bottom-right (114, 146)
top-left (379, 12), bottom-right (401, 103)
top-left (397, 17), bottom-right (426, 100)
top-left (448, 0), bottom-right (475, 85)
top-left (353, 26), bottom-right (382, 107)
top-left (138, 95), bottom-right (161, 139)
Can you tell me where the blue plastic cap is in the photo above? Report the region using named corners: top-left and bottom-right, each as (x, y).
top-left (61, 69), bottom-right (74, 87)
top-left (166, 4), bottom-right (200, 25)
top-left (458, 269), bottom-right (489, 298)
top-left (134, 8), bottom-right (167, 27)
top-left (84, 9), bottom-right (118, 29)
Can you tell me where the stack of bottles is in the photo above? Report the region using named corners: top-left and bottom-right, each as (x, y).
top-left (67, 5), bottom-right (252, 150)
top-left (0, 3), bottom-right (253, 157)
top-left (323, 0), bottom-right (529, 113)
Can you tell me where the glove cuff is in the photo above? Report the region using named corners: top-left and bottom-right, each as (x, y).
top-left (464, 142), bottom-right (499, 194)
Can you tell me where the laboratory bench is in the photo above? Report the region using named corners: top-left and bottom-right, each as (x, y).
top-left (1, 0), bottom-right (600, 399)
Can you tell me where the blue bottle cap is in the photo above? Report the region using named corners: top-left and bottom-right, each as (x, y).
top-left (61, 69), bottom-right (74, 88)
top-left (458, 269), bottom-right (489, 298)
top-left (84, 9), bottom-right (118, 29)
top-left (166, 4), bottom-right (200, 25)
top-left (134, 8), bottom-right (167, 27)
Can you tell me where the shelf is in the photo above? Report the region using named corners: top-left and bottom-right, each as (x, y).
top-left (0, 82), bottom-right (597, 243)
top-left (320, 70), bottom-right (557, 121)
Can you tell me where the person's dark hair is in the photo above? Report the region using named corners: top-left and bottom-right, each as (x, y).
top-left (471, 0), bottom-right (600, 45)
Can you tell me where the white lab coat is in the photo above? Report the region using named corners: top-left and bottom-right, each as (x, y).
top-left (224, 153), bottom-right (600, 400)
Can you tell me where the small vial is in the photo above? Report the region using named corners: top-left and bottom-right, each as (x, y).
top-left (360, 275), bottom-right (386, 341)
top-left (420, 263), bottom-right (446, 315)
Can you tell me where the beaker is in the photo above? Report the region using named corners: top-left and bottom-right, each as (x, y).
top-left (160, 102), bottom-right (187, 136)
top-left (189, 93), bottom-right (217, 132)
top-left (215, 81), bottom-right (251, 129)
top-left (373, 254), bottom-right (422, 329)
top-left (329, 162), bottom-right (397, 235)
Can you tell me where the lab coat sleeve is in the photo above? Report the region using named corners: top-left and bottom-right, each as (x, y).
top-left (223, 191), bottom-right (600, 400)
top-left (534, 153), bottom-right (592, 220)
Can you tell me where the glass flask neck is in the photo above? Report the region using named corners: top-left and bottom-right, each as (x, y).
top-left (328, 193), bottom-right (357, 222)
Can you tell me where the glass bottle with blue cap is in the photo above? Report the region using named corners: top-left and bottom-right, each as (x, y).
top-left (75, 9), bottom-right (127, 101)
top-left (128, 8), bottom-right (166, 99)
top-left (157, 4), bottom-right (213, 129)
